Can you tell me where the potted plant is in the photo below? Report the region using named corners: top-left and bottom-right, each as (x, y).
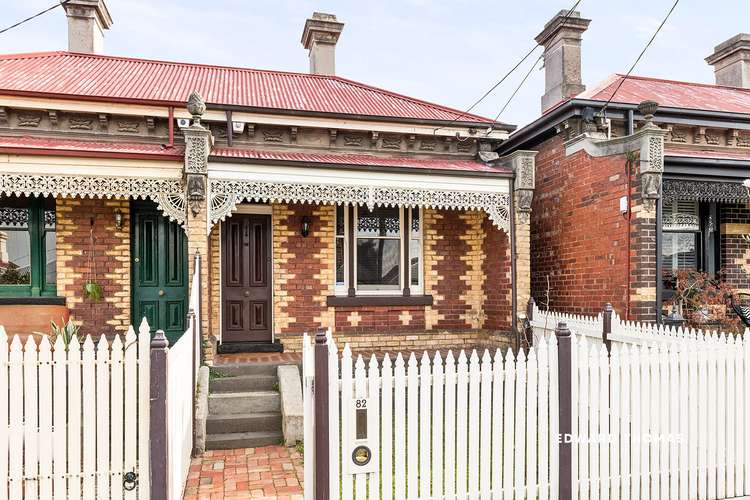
top-left (83, 220), bottom-right (104, 300)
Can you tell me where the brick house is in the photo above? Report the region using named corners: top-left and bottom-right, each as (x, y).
top-left (0, 2), bottom-right (537, 361)
top-left (500, 10), bottom-right (750, 323)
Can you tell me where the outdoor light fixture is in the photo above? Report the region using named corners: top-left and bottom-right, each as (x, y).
top-left (114, 209), bottom-right (124, 230)
top-left (301, 216), bottom-right (311, 237)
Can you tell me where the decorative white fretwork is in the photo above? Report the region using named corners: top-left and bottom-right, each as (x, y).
top-left (0, 173), bottom-right (187, 225)
top-left (208, 178), bottom-right (511, 233)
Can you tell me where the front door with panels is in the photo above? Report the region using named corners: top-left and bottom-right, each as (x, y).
top-left (131, 201), bottom-right (188, 344)
top-left (221, 214), bottom-right (272, 343)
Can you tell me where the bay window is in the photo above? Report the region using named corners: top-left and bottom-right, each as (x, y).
top-left (334, 205), bottom-right (423, 296)
top-left (0, 195), bottom-right (56, 297)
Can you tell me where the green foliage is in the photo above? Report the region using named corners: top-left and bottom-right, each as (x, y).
top-left (50, 317), bottom-right (79, 347)
top-left (83, 282), bottom-right (104, 300)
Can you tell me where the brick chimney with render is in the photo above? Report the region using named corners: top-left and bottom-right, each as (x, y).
top-left (535, 10), bottom-right (591, 113)
top-left (706, 34), bottom-right (750, 88)
top-left (301, 12), bottom-right (344, 76)
top-left (62, 0), bottom-right (113, 54)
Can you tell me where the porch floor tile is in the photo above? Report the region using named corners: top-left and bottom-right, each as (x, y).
top-left (214, 353), bottom-right (302, 365)
top-left (182, 445), bottom-right (304, 499)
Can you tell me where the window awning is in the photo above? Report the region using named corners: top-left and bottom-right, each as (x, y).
top-left (663, 178), bottom-right (750, 204)
top-left (207, 159), bottom-right (512, 234)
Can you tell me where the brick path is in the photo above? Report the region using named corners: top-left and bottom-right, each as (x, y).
top-left (183, 445), bottom-right (304, 499)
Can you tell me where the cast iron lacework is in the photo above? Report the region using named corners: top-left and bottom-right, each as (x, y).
top-left (0, 174), bottom-right (187, 226)
top-left (357, 214), bottom-right (400, 235)
top-left (0, 207), bottom-right (29, 227)
top-left (662, 213), bottom-right (700, 232)
top-left (663, 179), bottom-right (750, 204)
top-left (208, 179), bottom-right (511, 233)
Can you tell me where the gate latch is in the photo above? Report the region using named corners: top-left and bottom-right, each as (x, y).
top-left (123, 471), bottom-right (138, 491)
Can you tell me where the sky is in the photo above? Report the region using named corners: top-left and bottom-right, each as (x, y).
top-left (2, 0), bottom-right (750, 128)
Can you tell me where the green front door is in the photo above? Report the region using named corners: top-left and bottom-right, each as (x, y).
top-left (131, 201), bottom-right (188, 344)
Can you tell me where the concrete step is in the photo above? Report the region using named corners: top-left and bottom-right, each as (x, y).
top-left (205, 431), bottom-right (283, 450)
top-left (210, 364), bottom-right (279, 377)
top-left (206, 412), bottom-right (282, 434)
top-left (210, 374), bottom-right (277, 393)
top-left (208, 391), bottom-right (280, 415)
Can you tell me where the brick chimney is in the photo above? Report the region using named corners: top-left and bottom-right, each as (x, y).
top-left (301, 12), bottom-right (344, 76)
top-left (706, 34), bottom-right (750, 88)
top-left (535, 10), bottom-right (591, 113)
top-left (62, 0), bottom-right (112, 54)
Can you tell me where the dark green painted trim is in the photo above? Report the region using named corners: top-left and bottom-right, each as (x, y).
top-left (0, 196), bottom-right (56, 298)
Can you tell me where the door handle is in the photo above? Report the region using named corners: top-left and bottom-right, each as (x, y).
top-left (158, 289), bottom-right (165, 297)
top-left (244, 291), bottom-right (250, 297)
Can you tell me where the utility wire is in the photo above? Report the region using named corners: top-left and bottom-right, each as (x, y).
top-left (485, 54), bottom-right (544, 135)
top-left (433, 0), bottom-right (583, 134)
top-left (0, 0), bottom-right (70, 37)
top-left (599, 0), bottom-right (681, 116)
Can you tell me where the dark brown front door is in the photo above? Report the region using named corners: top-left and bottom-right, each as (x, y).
top-left (221, 214), bottom-right (272, 343)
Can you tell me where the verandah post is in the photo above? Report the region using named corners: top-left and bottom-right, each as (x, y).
top-left (150, 330), bottom-right (169, 500)
top-left (314, 330), bottom-right (331, 500)
top-left (556, 322), bottom-right (573, 500)
top-left (602, 303), bottom-right (613, 351)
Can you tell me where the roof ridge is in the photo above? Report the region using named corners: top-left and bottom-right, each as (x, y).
top-left (610, 73), bottom-right (750, 93)
top-left (0, 51), bottom-right (495, 123)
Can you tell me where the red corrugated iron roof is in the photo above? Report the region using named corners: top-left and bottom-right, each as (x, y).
top-left (211, 147), bottom-right (508, 174)
top-left (0, 135), bottom-right (183, 159)
top-left (0, 51), bottom-right (497, 124)
top-left (665, 146), bottom-right (750, 161)
top-left (579, 74), bottom-right (750, 114)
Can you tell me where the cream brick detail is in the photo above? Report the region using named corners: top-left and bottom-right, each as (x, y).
top-left (459, 211), bottom-right (486, 329)
top-left (347, 311), bottom-right (362, 327)
top-left (398, 310), bottom-right (413, 326)
top-left (273, 204), bottom-right (295, 333)
top-left (312, 204), bottom-right (336, 331)
top-left (514, 210), bottom-right (531, 322)
top-left (423, 208), bottom-right (444, 329)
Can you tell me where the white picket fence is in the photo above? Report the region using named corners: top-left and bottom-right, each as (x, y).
top-left (572, 334), bottom-right (750, 500)
top-left (0, 322), bottom-right (152, 500)
top-left (304, 323), bottom-right (750, 500)
top-left (303, 332), bottom-right (561, 500)
top-left (165, 253), bottom-right (202, 500)
top-left (529, 301), bottom-right (739, 348)
top-left (0, 253), bottom-right (202, 500)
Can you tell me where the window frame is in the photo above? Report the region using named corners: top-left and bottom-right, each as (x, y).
top-left (0, 196), bottom-right (56, 298)
top-left (334, 205), bottom-right (424, 296)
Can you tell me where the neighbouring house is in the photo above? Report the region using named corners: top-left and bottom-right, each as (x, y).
top-left (0, 1), bottom-right (537, 362)
top-left (500, 9), bottom-right (750, 323)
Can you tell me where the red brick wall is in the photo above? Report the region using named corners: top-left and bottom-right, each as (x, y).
top-left (56, 197), bottom-right (130, 337)
top-left (482, 216), bottom-right (512, 330)
top-left (427, 209), bottom-right (472, 329)
top-left (531, 134), bottom-right (630, 316)
top-left (271, 204), bottom-right (514, 351)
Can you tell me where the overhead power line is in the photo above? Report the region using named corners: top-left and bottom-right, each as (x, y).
top-left (0, 0), bottom-right (71, 37)
top-left (485, 54), bottom-right (544, 135)
top-left (599, 0), bottom-right (681, 116)
top-left (433, 0), bottom-right (583, 134)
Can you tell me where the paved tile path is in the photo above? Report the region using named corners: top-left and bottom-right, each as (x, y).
top-left (183, 445), bottom-right (304, 499)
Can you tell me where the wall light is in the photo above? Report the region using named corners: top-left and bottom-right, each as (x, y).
top-left (114, 209), bottom-right (124, 230)
top-left (301, 216), bottom-right (311, 237)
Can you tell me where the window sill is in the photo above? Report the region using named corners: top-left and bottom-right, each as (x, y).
top-left (0, 296), bottom-right (66, 306)
top-left (326, 295), bottom-right (433, 307)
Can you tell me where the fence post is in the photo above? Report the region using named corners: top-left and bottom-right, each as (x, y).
top-left (314, 330), bottom-right (330, 500)
top-left (150, 329), bottom-right (169, 500)
top-left (602, 303), bottom-right (613, 351)
top-left (556, 322), bottom-right (573, 500)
